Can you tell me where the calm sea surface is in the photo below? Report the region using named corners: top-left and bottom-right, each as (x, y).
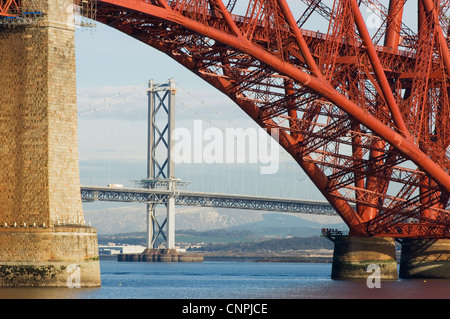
top-left (0, 260), bottom-right (449, 299)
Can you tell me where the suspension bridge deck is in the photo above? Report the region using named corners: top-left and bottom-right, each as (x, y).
top-left (80, 186), bottom-right (337, 215)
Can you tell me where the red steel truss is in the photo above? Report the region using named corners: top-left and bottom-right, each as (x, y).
top-left (5, 0), bottom-right (449, 237)
top-left (0, 0), bottom-right (20, 16)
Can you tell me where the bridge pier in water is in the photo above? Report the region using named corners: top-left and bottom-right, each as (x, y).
top-left (330, 234), bottom-right (450, 280)
top-left (399, 238), bottom-right (450, 279)
top-left (0, 0), bottom-right (101, 286)
top-left (331, 236), bottom-right (398, 280)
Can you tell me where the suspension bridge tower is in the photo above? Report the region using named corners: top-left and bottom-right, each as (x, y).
top-left (118, 79), bottom-right (203, 262)
top-left (0, 0), bottom-right (101, 286)
top-left (144, 79), bottom-right (178, 252)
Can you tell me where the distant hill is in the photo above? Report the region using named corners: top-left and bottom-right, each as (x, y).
top-left (190, 236), bottom-right (334, 253)
top-left (84, 203), bottom-right (346, 238)
top-left (97, 231), bottom-right (334, 253)
top-left (225, 213), bottom-right (333, 237)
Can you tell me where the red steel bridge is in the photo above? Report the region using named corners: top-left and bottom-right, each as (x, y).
top-left (2, 0), bottom-right (449, 238)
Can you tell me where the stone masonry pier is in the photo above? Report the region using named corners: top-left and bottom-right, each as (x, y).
top-left (331, 236), bottom-right (398, 280)
top-left (0, 0), bottom-right (101, 286)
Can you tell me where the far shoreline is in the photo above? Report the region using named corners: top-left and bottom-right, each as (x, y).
top-left (203, 255), bottom-right (332, 263)
top-left (99, 249), bottom-right (334, 263)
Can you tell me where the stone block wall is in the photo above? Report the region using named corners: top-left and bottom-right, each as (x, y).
top-left (0, 0), bottom-right (83, 226)
top-left (400, 238), bottom-right (450, 279)
top-left (0, 0), bottom-right (101, 286)
top-left (0, 226), bottom-right (100, 287)
top-left (331, 236), bottom-right (398, 280)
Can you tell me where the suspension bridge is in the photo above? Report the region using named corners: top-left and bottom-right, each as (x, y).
top-left (78, 78), bottom-right (338, 251)
top-left (80, 184), bottom-right (336, 215)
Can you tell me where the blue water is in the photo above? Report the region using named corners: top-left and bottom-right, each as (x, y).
top-left (0, 260), bottom-right (449, 299)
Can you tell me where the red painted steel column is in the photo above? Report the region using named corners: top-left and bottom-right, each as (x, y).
top-left (209, 0), bottom-right (242, 38)
top-left (420, 0), bottom-right (450, 78)
top-left (351, 121), bottom-right (365, 217)
top-left (276, 0), bottom-right (321, 78)
top-left (350, 0), bottom-right (410, 140)
top-left (418, 0), bottom-right (424, 32)
top-left (384, 0), bottom-right (404, 50)
top-left (417, 0), bottom-right (448, 221)
top-left (362, 0), bottom-right (404, 222)
top-left (283, 80), bottom-right (300, 141)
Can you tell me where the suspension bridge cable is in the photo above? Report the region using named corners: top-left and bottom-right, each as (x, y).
top-left (176, 94), bottom-right (306, 176)
top-left (78, 90), bottom-right (147, 117)
top-left (77, 82), bottom-right (148, 116)
top-left (177, 83), bottom-right (242, 129)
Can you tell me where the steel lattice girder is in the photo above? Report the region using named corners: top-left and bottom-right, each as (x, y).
top-left (80, 0), bottom-right (450, 238)
top-left (80, 186), bottom-right (338, 215)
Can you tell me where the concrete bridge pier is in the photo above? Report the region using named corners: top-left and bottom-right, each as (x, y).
top-left (331, 236), bottom-right (398, 280)
top-left (399, 238), bottom-right (450, 279)
top-left (0, 0), bottom-right (101, 286)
